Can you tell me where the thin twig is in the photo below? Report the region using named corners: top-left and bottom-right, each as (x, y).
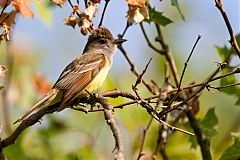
top-left (179, 35), bottom-right (202, 88)
top-left (167, 35), bottom-right (202, 107)
top-left (0, 0), bottom-right (10, 18)
top-left (152, 114), bottom-right (194, 136)
top-left (96, 95), bottom-right (124, 160)
top-left (215, 0), bottom-right (240, 59)
top-left (0, 15), bottom-right (10, 26)
top-left (84, 0), bottom-right (87, 7)
top-left (139, 23), bottom-right (163, 54)
top-left (136, 117), bottom-right (154, 160)
top-left (186, 110), bottom-right (212, 160)
top-left (158, 62), bottom-right (226, 117)
top-left (98, 0), bottom-right (110, 27)
top-left (133, 58), bottom-right (152, 89)
top-left (117, 44), bottom-right (157, 94)
top-left (207, 82), bottom-right (240, 91)
top-left (155, 23), bottom-right (180, 87)
top-left (121, 23), bottom-right (130, 38)
top-left (67, 0), bottom-right (81, 17)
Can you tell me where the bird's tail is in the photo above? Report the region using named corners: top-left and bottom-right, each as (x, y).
top-left (13, 89), bottom-right (61, 124)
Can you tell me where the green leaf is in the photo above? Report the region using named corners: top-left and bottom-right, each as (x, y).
top-left (145, 8), bottom-right (173, 26)
top-left (220, 134), bottom-right (240, 160)
top-left (220, 67), bottom-right (237, 95)
top-left (200, 107), bottom-right (218, 138)
top-left (171, 0), bottom-right (185, 20)
top-left (215, 45), bottom-right (232, 61)
top-left (0, 85), bottom-right (4, 90)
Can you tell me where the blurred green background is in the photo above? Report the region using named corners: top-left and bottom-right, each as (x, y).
top-left (0, 0), bottom-right (240, 159)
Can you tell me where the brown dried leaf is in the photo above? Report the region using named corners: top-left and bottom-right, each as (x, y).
top-left (127, 6), bottom-right (149, 24)
top-left (64, 16), bottom-right (79, 28)
top-left (76, 1), bottom-right (97, 35)
top-left (0, 11), bottom-right (17, 26)
top-left (12, 0), bottom-right (33, 19)
top-left (78, 18), bottom-right (92, 35)
top-left (90, 0), bottom-right (100, 3)
top-left (51, 0), bottom-right (66, 7)
top-left (84, 1), bottom-right (98, 20)
top-left (127, 0), bottom-right (145, 6)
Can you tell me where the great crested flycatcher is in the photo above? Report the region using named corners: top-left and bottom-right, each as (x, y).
top-left (14, 27), bottom-right (126, 124)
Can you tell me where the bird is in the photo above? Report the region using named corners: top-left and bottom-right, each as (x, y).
top-left (14, 27), bottom-right (126, 124)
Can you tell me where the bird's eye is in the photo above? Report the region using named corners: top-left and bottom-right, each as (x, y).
top-left (99, 39), bottom-right (106, 44)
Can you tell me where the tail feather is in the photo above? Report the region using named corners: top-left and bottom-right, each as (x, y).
top-left (13, 89), bottom-right (61, 124)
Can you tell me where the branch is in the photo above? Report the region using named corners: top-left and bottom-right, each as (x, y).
top-left (167, 35), bottom-right (202, 107)
top-left (95, 95), bottom-right (124, 160)
top-left (121, 23), bottom-right (130, 38)
top-left (155, 24), bottom-right (180, 87)
top-left (139, 23), bottom-right (164, 54)
top-left (186, 110), bottom-right (212, 160)
top-left (133, 58), bottom-right (152, 89)
top-left (137, 118), bottom-right (154, 160)
top-left (0, 104), bottom-right (58, 148)
top-left (0, 0), bottom-right (10, 18)
top-left (158, 62), bottom-right (226, 117)
top-left (67, 0), bottom-right (81, 17)
top-left (117, 44), bottom-right (157, 94)
top-left (152, 118), bottom-right (168, 160)
top-left (207, 82), bottom-right (240, 91)
top-left (98, 0), bottom-right (110, 27)
top-left (215, 0), bottom-right (240, 59)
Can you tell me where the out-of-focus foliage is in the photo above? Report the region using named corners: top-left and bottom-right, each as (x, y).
top-left (145, 8), bottom-right (173, 26)
top-left (220, 133), bottom-right (240, 160)
top-left (216, 33), bottom-right (240, 105)
top-left (1, 0), bottom-right (240, 159)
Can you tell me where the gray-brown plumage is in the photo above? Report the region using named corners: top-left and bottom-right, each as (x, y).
top-left (14, 27), bottom-right (126, 124)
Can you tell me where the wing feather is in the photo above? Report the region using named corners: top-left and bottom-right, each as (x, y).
top-left (53, 53), bottom-right (106, 104)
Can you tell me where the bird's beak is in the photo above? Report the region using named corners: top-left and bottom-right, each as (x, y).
top-left (113, 38), bottom-right (127, 44)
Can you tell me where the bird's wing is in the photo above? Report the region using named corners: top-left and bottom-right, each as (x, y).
top-left (53, 53), bottom-right (106, 104)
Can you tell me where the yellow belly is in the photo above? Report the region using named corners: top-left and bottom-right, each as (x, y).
top-left (80, 57), bottom-right (111, 96)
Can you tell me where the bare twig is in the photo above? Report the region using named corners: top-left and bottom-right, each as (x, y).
top-left (84, 0), bottom-right (87, 7)
top-left (186, 110), bottom-right (212, 160)
top-left (207, 82), bottom-right (240, 91)
top-left (121, 23), bottom-right (130, 38)
top-left (136, 117), bottom-right (154, 160)
top-left (0, 104), bottom-right (58, 148)
top-left (96, 95), bottom-right (124, 160)
top-left (158, 62), bottom-right (226, 117)
top-left (0, 15), bottom-right (10, 26)
top-left (0, 0), bottom-right (10, 18)
top-left (117, 44), bottom-right (157, 94)
top-left (67, 0), bottom-right (81, 17)
top-left (152, 122), bottom-right (168, 160)
top-left (215, 0), bottom-right (240, 59)
top-left (140, 23), bottom-right (164, 54)
top-left (133, 58), bottom-right (152, 89)
top-left (179, 35), bottom-right (202, 89)
top-left (98, 0), bottom-right (110, 27)
top-left (155, 24), bottom-right (180, 87)
top-left (168, 35), bottom-right (202, 106)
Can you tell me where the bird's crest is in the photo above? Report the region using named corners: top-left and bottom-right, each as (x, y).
top-left (90, 27), bottom-right (114, 41)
